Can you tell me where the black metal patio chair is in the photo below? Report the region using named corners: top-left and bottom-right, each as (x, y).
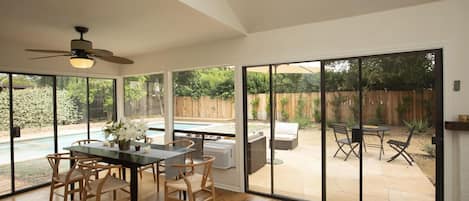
top-left (386, 126), bottom-right (416, 165)
top-left (331, 124), bottom-right (360, 161)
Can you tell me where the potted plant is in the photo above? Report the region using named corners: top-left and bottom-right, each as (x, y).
top-left (103, 119), bottom-right (148, 151)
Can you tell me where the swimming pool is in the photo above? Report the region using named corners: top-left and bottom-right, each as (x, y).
top-left (0, 122), bottom-right (209, 165)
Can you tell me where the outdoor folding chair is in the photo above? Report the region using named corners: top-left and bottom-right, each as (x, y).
top-left (387, 126), bottom-right (416, 165)
top-left (331, 124), bottom-right (359, 161)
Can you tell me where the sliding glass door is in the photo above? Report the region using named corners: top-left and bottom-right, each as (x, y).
top-left (0, 72), bottom-right (116, 197)
top-left (324, 58), bottom-right (360, 201)
top-left (360, 51), bottom-right (441, 201)
top-left (244, 62), bottom-right (323, 200)
top-left (0, 73), bottom-right (11, 196)
top-left (12, 74), bottom-right (54, 191)
top-left (244, 49), bottom-right (443, 201)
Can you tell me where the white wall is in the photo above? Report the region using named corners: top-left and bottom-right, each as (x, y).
top-left (121, 0), bottom-right (469, 200)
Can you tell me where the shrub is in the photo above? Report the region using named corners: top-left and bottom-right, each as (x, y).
top-left (0, 88), bottom-right (82, 131)
top-left (396, 95), bottom-right (412, 124)
top-left (331, 94), bottom-right (346, 122)
top-left (265, 95), bottom-right (271, 119)
top-left (375, 104), bottom-right (385, 124)
top-left (348, 95), bottom-right (359, 123)
top-left (294, 95), bottom-right (310, 128)
top-left (313, 98), bottom-right (321, 123)
top-left (422, 144), bottom-right (436, 157)
top-left (250, 96), bottom-right (260, 120)
top-left (403, 119), bottom-right (429, 134)
top-left (280, 96), bottom-right (289, 121)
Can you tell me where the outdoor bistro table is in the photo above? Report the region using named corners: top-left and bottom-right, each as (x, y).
top-left (353, 125), bottom-right (390, 160)
top-left (64, 142), bottom-right (193, 201)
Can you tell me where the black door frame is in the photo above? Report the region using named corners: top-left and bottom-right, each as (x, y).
top-left (242, 49), bottom-right (444, 201)
top-left (0, 71), bottom-right (117, 199)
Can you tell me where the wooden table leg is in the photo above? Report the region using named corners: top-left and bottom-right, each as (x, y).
top-left (130, 166), bottom-right (138, 201)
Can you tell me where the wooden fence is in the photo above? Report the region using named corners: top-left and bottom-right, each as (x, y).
top-left (173, 90), bottom-right (433, 125)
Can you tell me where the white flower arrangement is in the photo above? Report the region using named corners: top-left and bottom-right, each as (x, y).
top-left (103, 118), bottom-right (148, 142)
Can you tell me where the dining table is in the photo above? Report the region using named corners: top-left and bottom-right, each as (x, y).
top-left (64, 142), bottom-right (193, 201)
top-left (353, 125), bottom-right (390, 160)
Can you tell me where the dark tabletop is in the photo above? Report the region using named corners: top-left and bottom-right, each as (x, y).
top-left (64, 142), bottom-right (191, 166)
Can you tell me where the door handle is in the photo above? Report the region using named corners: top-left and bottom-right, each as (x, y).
top-left (352, 128), bottom-right (362, 143)
top-left (12, 127), bottom-right (20, 138)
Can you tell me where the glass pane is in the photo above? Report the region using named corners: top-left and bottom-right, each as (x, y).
top-left (0, 73), bottom-right (11, 195)
top-left (362, 52), bottom-right (436, 201)
top-left (172, 67), bottom-right (235, 133)
top-left (12, 74), bottom-right (54, 190)
top-left (325, 59), bottom-right (360, 201)
top-left (172, 66), bottom-right (236, 153)
top-left (56, 76), bottom-right (88, 151)
top-left (272, 62), bottom-right (322, 200)
top-left (89, 78), bottom-right (115, 141)
top-left (124, 74), bottom-right (165, 144)
top-left (245, 66), bottom-right (271, 195)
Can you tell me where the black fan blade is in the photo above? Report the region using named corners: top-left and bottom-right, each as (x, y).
top-left (30, 54), bottom-right (70, 60)
top-left (95, 55), bottom-right (134, 64)
top-left (86, 49), bottom-right (113, 57)
top-left (25, 49), bottom-right (70, 54)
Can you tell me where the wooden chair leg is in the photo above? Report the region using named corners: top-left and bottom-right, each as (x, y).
top-left (139, 167), bottom-right (143, 179)
top-left (63, 184), bottom-right (69, 201)
top-left (79, 181), bottom-right (84, 200)
top-left (211, 184), bottom-right (216, 201)
top-left (49, 181), bottom-right (55, 201)
top-left (164, 182), bottom-right (169, 201)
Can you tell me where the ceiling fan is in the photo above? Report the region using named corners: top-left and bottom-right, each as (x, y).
top-left (25, 26), bottom-right (134, 69)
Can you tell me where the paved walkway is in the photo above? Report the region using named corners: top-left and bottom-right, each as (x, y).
top-left (248, 127), bottom-right (434, 201)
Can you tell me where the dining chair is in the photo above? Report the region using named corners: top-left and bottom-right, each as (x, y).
top-left (331, 123), bottom-right (360, 161)
top-left (164, 155), bottom-right (216, 201)
top-left (387, 126), bottom-right (416, 165)
top-left (78, 158), bottom-right (130, 201)
top-left (46, 153), bottom-right (89, 201)
top-left (72, 139), bottom-right (103, 146)
top-left (72, 139), bottom-right (114, 179)
top-left (140, 139), bottom-right (195, 192)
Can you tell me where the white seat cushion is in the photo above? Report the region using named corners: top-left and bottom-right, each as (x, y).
top-left (274, 134), bottom-right (296, 141)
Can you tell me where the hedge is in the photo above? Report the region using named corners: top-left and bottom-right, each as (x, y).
top-left (0, 88), bottom-right (82, 131)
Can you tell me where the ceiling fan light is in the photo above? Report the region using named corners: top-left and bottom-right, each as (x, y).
top-left (69, 57), bottom-right (95, 69)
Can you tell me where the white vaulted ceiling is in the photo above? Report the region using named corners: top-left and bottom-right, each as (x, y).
top-left (0, 0), bottom-right (439, 59)
top-left (226, 0), bottom-right (438, 33)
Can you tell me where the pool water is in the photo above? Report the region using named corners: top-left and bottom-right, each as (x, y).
top-left (0, 123), bottom-right (208, 165)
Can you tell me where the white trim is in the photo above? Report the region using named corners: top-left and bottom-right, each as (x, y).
top-left (234, 66), bottom-right (245, 192)
top-left (121, 71), bottom-right (166, 78)
top-left (164, 71), bottom-right (173, 143)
